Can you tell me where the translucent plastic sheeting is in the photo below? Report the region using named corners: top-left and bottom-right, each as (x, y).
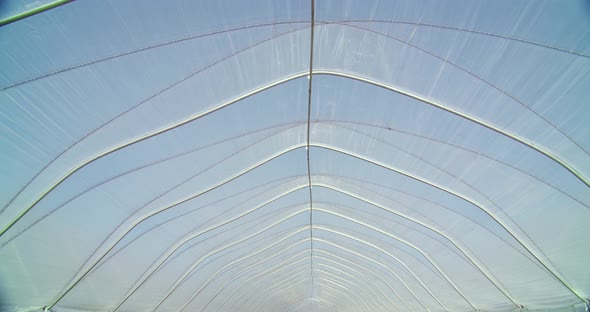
top-left (1, 0), bottom-right (589, 312)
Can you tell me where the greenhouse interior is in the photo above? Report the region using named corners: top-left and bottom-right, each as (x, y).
top-left (1, 0), bottom-right (589, 311)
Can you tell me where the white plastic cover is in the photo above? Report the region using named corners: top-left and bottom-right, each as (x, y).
top-left (1, 1), bottom-right (589, 311)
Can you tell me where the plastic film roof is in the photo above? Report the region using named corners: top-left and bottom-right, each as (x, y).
top-left (1, 1), bottom-right (590, 311)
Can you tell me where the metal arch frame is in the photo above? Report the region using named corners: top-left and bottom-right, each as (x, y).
top-left (316, 174), bottom-right (529, 269)
top-left (286, 292), bottom-right (337, 312)
top-left (169, 216), bottom-right (427, 312)
top-left (159, 215), bottom-right (457, 312)
top-left (0, 24), bottom-right (312, 220)
top-left (287, 298), bottom-right (336, 312)
top-left (204, 251), bottom-right (311, 311)
top-left (248, 275), bottom-right (309, 303)
top-left (47, 143), bottom-right (526, 311)
top-left (69, 137), bottom-right (524, 310)
top-left (208, 235), bottom-right (429, 312)
top-left (177, 228), bottom-right (409, 312)
top-left (239, 269), bottom-right (372, 312)
top-left (51, 176), bottom-right (518, 311)
top-left (175, 203), bottom-right (464, 311)
top-left (182, 228), bottom-right (410, 312)
top-left (118, 176), bottom-right (506, 310)
top-left (12, 114), bottom-right (577, 257)
top-left (30, 121), bottom-right (532, 309)
top-left (47, 163), bottom-right (524, 305)
top-left (4, 68), bottom-right (587, 242)
top-left (316, 238), bottom-right (432, 311)
top-left (315, 179), bottom-right (515, 305)
top-left (38, 146), bottom-right (581, 308)
top-left (105, 193), bottom-right (346, 310)
top-left (1, 6), bottom-right (586, 312)
top-left (16, 121), bottom-right (564, 280)
top-left (219, 257), bottom-right (370, 312)
top-left (4, 24), bottom-right (587, 241)
top-left (288, 299), bottom-right (338, 312)
top-left (312, 264), bottom-right (393, 311)
top-left (229, 272), bottom-right (311, 312)
top-left (315, 228), bottom-right (456, 307)
top-left (178, 237), bottom-right (313, 311)
top-left (84, 130), bottom-right (308, 273)
top-left (323, 120), bottom-right (588, 209)
top-left (55, 163), bottom-right (506, 311)
top-left (204, 241), bottom-right (412, 312)
top-left (136, 212), bottom-right (307, 283)
top-left (0, 0), bottom-right (74, 27)
top-left (0, 10), bottom-right (583, 299)
top-left (10, 138), bottom-right (584, 306)
top-left (0, 71), bottom-right (590, 294)
top-left (249, 277), bottom-right (360, 312)
top-left (44, 146), bottom-right (308, 309)
top-left (313, 121), bottom-right (524, 223)
top-left (311, 226), bottom-right (448, 311)
top-left (255, 280), bottom-right (313, 312)
top-left (51, 128), bottom-right (518, 298)
top-left (207, 247), bottom-right (408, 312)
top-left (177, 226), bottom-right (401, 312)
top-left (82, 175), bottom-right (306, 275)
top-left (307, 268), bottom-right (388, 312)
top-left (313, 279), bottom-right (381, 312)
top-left (0, 72), bottom-right (306, 238)
top-left (316, 271), bottom-right (385, 312)
top-left (232, 267), bottom-right (312, 311)
top-left (309, 258), bottom-right (401, 311)
top-left (309, 278), bottom-right (382, 312)
top-left (231, 262), bottom-right (394, 311)
top-left (12, 109), bottom-right (581, 255)
top-left (313, 142), bottom-right (576, 299)
top-left (317, 288), bottom-right (374, 312)
top-left (111, 185), bottom-right (311, 311)
top-left (14, 111), bottom-right (580, 254)
top-left (317, 201), bottom-right (478, 278)
top-left (307, 284), bottom-right (366, 312)
top-left (311, 181), bottom-right (519, 303)
top-left (313, 122), bottom-right (585, 269)
top-left (314, 264), bottom-right (392, 312)
top-left (2, 12), bottom-right (585, 231)
top-left (287, 298), bottom-right (337, 312)
top-left (314, 205), bottom-right (476, 309)
top-left (10, 81), bottom-right (582, 309)
top-left (176, 234), bottom-right (311, 303)
top-left (320, 71), bottom-right (587, 187)
top-left (315, 249), bottom-right (412, 312)
top-left (173, 223), bottom-right (404, 310)
top-left (147, 209), bottom-right (312, 312)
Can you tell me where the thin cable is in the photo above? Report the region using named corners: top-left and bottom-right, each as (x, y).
top-left (0, 21), bottom-right (310, 92)
top-left (306, 0), bottom-right (316, 302)
top-left (333, 19), bottom-right (590, 59)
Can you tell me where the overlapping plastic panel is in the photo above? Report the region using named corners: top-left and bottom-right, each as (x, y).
top-left (1, 0), bottom-right (589, 311)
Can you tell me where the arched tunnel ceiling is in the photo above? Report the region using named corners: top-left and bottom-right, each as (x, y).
top-left (1, 0), bottom-right (589, 311)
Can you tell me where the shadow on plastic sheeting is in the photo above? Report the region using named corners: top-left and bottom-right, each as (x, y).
top-left (0, 288), bottom-right (9, 311)
top-left (583, 0), bottom-right (590, 16)
top-left (0, 1), bottom-right (8, 17)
